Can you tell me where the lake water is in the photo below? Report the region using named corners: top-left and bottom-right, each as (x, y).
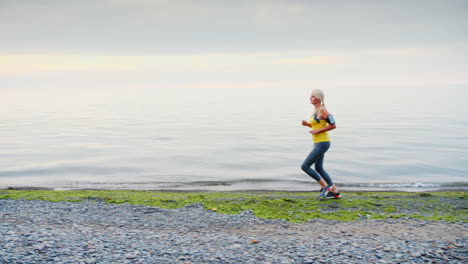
top-left (1, 86), bottom-right (467, 192)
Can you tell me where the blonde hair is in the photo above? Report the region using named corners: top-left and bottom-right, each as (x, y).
top-left (312, 89), bottom-right (325, 105)
top-left (312, 89), bottom-right (326, 114)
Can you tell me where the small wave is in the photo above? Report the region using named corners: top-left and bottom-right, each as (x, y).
top-left (1, 178), bottom-right (466, 192)
top-left (337, 182), bottom-right (468, 189)
top-left (334, 182), bottom-right (468, 192)
top-left (0, 166), bottom-right (141, 177)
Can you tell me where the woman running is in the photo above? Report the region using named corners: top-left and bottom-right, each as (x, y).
top-left (301, 89), bottom-right (340, 198)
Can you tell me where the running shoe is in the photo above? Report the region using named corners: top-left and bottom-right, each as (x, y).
top-left (319, 185), bottom-right (332, 198)
top-left (324, 191), bottom-right (341, 199)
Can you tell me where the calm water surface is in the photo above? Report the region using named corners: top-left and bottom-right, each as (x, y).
top-left (1, 87), bottom-right (467, 191)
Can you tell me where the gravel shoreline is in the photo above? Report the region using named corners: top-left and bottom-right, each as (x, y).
top-left (1, 199), bottom-right (466, 264)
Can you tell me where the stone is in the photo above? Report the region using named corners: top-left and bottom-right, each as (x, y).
top-left (125, 254), bottom-right (137, 259)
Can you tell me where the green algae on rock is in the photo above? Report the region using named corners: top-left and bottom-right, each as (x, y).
top-left (0, 190), bottom-right (466, 223)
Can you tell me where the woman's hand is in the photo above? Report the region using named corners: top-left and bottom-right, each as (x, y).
top-left (309, 130), bottom-right (320, 135)
top-left (302, 120), bottom-right (310, 127)
top-left (310, 124), bottom-right (336, 135)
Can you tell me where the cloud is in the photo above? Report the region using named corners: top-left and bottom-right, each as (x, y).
top-left (275, 55), bottom-right (345, 65)
top-left (1, 1), bottom-right (467, 55)
top-left (0, 1), bottom-right (467, 89)
top-left (0, 55), bottom-right (139, 74)
top-left (0, 51), bottom-right (343, 75)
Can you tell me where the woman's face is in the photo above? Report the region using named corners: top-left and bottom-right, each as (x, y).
top-left (310, 94), bottom-right (320, 105)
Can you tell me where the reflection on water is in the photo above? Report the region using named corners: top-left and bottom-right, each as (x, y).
top-left (0, 86), bottom-right (467, 191)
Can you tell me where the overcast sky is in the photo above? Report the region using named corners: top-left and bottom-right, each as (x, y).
top-left (1, 0), bottom-right (467, 89)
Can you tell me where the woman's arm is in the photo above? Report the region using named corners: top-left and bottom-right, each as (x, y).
top-left (310, 108), bottom-right (336, 135)
top-left (310, 123), bottom-right (336, 134)
top-left (302, 120), bottom-right (311, 127)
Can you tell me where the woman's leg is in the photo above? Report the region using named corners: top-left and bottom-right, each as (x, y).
top-left (315, 155), bottom-right (338, 192)
top-left (301, 144), bottom-right (328, 189)
top-left (315, 154), bottom-right (332, 185)
top-left (301, 145), bottom-right (323, 182)
top-left (314, 142), bottom-right (339, 193)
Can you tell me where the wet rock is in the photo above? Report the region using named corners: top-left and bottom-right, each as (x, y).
top-left (1, 199), bottom-right (466, 264)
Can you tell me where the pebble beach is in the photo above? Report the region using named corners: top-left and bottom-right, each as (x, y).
top-left (1, 197), bottom-right (466, 264)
